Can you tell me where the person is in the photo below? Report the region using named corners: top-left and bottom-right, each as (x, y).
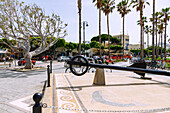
top-left (42, 56), bottom-right (45, 61)
top-left (3, 57), bottom-right (6, 64)
top-left (46, 55), bottom-right (48, 61)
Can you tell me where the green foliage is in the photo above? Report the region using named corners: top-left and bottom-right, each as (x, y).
top-left (130, 49), bottom-right (140, 54)
top-left (55, 38), bottom-right (66, 47)
top-left (30, 37), bottom-right (41, 49)
top-left (0, 38), bottom-right (16, 49)
top-left (91, 34), bottom-right (121, 44)
top-left (50, 38), bottom-right (66, 50)
top-left (85, 44), bottom-right (91, 50)
top-left (65, 42), bottom-right (78, 51)
top-left (89, 41), bottom-right (99, 48)
top-left (110, 45), bottom-right (122, 51)
top-left (110, 37), bottom-right (121, 44)
top-left (117, 0), bottom-right (131, 18)
top-left (101, 0), bottom-right (115, 15)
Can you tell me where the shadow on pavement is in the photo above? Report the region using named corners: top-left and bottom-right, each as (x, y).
top-left (56, 82), bottom-right (170, 92)
top-left (0, 69), bottom-right (46, 78)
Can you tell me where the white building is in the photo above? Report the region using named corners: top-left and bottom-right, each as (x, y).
top-left (112, 34), bottom-right (130, 54)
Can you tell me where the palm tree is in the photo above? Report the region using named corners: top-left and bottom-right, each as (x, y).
top-left (131, 0), bottom-right (150, 59)
top-left (101, 0), bottom-right (115, 59)
top-left (161, 7), bottom-right (170, 60)
top-left (137, 16), bottom-right (147, 57)
top-left (158, 20), bottom-right (164, 59)
top-left (78, 0), bottom-right (82, 55)
top-left (150, 12), bottom-right (161, 59)
top-left (117, 0), bottom-right (131, 59)
top-left (152, 0), bottom-right (155, 62)
top-left (144, 25), bottom-right (152, 56)
top-left (93, 0), bottom-right (103, 58)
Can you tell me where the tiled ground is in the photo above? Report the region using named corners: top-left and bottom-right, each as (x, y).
top-left (54, 71), bottom-right (170, 113)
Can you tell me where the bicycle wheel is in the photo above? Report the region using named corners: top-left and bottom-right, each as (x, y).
top-left (65, 67), bottom-right (71, 73)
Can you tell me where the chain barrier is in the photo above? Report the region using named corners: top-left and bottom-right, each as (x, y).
top-left (42, 103), bottom-right (170, 113)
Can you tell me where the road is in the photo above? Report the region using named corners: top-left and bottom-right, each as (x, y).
top-left (0, 61), bottom-right (65, 113)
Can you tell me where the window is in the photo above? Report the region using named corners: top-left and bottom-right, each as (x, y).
top-left (125, 39), bottom-right (129, 41)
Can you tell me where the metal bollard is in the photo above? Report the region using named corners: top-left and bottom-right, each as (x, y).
top-left (9, 63), bottom-right (11, 67)
top-left (33, 93), bottom-right (42, 113)
top-left (47, 65), bottom-right (50, 87)
top-left (50, 60), bottom-right (52, 73)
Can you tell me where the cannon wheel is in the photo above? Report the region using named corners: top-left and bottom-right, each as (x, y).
top-left (70, 56), bottom-right (89, 76)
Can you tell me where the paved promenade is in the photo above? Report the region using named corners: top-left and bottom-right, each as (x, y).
top-left (0, 61), bottom-right (170, 113)
top-left (52, 72), bottom-right (170, 113)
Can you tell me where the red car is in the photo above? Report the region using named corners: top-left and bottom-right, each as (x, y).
top-left (18, 58), bottom-right (36, 66)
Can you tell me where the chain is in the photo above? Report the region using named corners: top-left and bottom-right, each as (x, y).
top-left (42, 103), bottom-right (170, 113)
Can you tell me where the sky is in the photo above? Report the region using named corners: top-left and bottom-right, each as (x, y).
top-left (21, 0), bottom-right (170, 45)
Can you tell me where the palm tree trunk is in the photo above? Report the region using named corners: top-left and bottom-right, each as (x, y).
top-left (152, 0), bottom-right (155, 61)
top-left (147, 32), bottom-right (149, 56)
top-left (156, 19), bottom-right (158, 59)
top-left (99, 8), bottom-right (102, 58)
top-left (123, 16), bottom-right (125, 59)
top-left (78, 0), bottom-right (81, 55)
top-left (158, 33), bottom-right (160, 58)
top-left (107, 14), bottom-right (110, 59)
top-left (164, 22), bottom-right (167, 60)
top-left (140, 2), bottom-right (144, 59)
top-left (161, 32), bottom-right (163, 59)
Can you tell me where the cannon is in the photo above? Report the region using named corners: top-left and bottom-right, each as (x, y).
top-left (68, 56), bottom-right (170, 77)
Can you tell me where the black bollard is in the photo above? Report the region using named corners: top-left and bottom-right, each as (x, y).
top-left (9, 63), bottom-right (11, 67)
top-left (47, 65), bottom-right (50, 87)
top-left (50, 60), bottom-right (52, 73)
top-left (33, 93), bottom-right (42, 113)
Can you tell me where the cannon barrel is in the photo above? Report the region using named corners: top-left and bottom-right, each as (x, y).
top-left (88, 63), bottom-right (170, 76)
top-left (69, 56), bottom-right (170, 76)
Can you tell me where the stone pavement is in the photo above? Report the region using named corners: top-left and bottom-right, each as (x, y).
top-left (50, 71), bottom-right (170, 113)
top-left (1, 60), bottom-right (170, 113)
top-left (0, 61), bottom-right (65, 113)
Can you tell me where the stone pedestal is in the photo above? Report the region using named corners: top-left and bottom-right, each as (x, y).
top-left (93, 68), bottom-right (105, 85)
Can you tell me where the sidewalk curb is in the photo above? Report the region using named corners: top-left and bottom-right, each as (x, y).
top-left (42, 73), bottom-right (56, 113)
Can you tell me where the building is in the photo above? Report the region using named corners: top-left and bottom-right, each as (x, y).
top-left (129, 44), bottom-right (140, 50)
top-left (112, 34), bottom-right (130, 54)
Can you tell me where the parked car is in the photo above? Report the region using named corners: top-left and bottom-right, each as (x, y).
top-left (57, 56), bottom-right (70, 62)
top-left (18, 58), bottom-right (36, 66)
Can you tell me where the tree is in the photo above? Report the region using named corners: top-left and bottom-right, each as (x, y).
top-left (53, 38), bottom-right (66, 48)
top-left (161, 7), bottom-right (170, 60)
top-left (0, 38), bottom-right (16, 49)
top-left (90, 41), bottom-right (99, 48)
top-left (117, 0), bottom-right (131, 59)
top-left (91, 34), bottom-right (121, 45)
top-left (93, 0), bottom-right (103, 58)
top-left (0, 0), bottom-right (67, 69)
top-left (144, 25), bottom-right (152, 56)
top-left (157, 19), bottom-right (164, 59)
top-left (85, 43), bottom-right (91, 50)
top-left (91, 34), bottom-right (107, 46)
top-left (110, 45), bottom-right (123, 52)
top-left (150, 12), bottom-right (162, 58)
top-left (152, 0), bottom-right (155, 61)
top-left (78, 0), bottom-right (82, 55)
top-left (101, 0), bottom-right (115, 58)
top-left (110, 37), bottom-right (121, 44)
top-left (65, 42), bottom-right (78, 52)
top-left (131, 0), bottom-right (150, 59)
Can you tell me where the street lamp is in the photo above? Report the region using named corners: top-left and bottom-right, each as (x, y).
top-left (83, 21), bottom-right (88, 56)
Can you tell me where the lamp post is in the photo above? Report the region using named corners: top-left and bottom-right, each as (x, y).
top-left (83, 21), bottom-right (88, 56)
